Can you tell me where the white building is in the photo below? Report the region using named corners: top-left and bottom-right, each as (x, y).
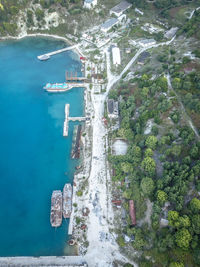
top-left (112, 47), bottom-right (121, 65)
top-left (100, 18), bottom-right (119, 33)
top-left (110, 1), bottom-right (132, 17)
top-left (84, 0), bottom-right (97, 9)
top-left (138, 39), bottom-right (156, 47)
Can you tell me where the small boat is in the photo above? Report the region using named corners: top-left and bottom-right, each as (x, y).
top-left (50, 190), bottom-right (62, 227)
top-left (75, 165), bottom-right (82, 170)
top-left (63, 184), bottom-right (72, 218)
top-left (38, 54), bottom-right (50, 61)
top-left (68, 239), bottom-right (76, 246)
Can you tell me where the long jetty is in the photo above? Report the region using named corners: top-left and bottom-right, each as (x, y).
top-left (63, 104), bottom-right (69, 137)
top-left (37, 44), bottom-right (79, 60)
top-left (63, 104), bottom-right (86, 137)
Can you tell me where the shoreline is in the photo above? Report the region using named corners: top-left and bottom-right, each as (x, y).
top-left (0, 32), bottom-right (84, 57)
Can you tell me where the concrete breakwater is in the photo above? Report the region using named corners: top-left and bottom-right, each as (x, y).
top-left (37, 44), bottom-right (79, 60)
top-left (0, 256), bottom-right (87, 266)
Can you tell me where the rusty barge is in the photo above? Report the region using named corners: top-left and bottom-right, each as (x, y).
top-left (71, 125), bottom-right (82, 159)
top-left (63, 184), bottom-right (73, 219)
top-left (50, 190), bottom-right (63, 227)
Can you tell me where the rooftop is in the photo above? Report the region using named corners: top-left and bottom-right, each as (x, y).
top-left (138, 51), bottom-right (150, 63)
top-left (110, 1), bottom-right (132, 14)
top-left (139, 38), bottom-right (155, 44)
top-left (101, 18), bottom-right (118, 30)
top-left (85, 0), bottom-right (95, 3)
top-left (107, 99), bottom-right (115, 114)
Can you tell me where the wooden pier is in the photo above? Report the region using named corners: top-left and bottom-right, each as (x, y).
top-left (63, 104), bottom-right (86, 137)
top-left (37, 44), bottom-right (79, 60)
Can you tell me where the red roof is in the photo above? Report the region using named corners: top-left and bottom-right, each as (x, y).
top-left (112, 200), bottom-right (121, 205)
top-left (80, 57), bottom-right (86, 60)
top-left (129, 200), bottom-right (136, 226)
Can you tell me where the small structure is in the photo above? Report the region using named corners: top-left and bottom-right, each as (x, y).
top-left (82, 207), bottom-right (90, 216)
top-left (129, 200), bottom-right (136, 226)
top-left (84, 0), bottom-right (97, 9)
top-left (160, 218), bottom-right (169, 227)
top-left (101, 18), bottom-right (119, 33)
top-left (135, 7), bottom-right (144, 15)
top-left (110, 1), bottom-right (132, 17)
top-left (107, 99), bottom-right (119, 119)
top-left (137, 51), bottom-right (150, 65)
top-left (112, 46), bottom-right (121, 65)
top-left (138, 39), bottom-right (156, 47)
top-left (112, 200), bottom-right (122, 207)
top-left (112, 139), bottom-right (128, 155)
top-left (126, 48), bottom-right (131, 54)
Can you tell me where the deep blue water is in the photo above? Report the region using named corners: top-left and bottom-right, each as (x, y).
top-left (0, 37), bottom-right (84, 256)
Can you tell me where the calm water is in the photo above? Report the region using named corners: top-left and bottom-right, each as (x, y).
top-left (0, 37), bottom-right (84, 256)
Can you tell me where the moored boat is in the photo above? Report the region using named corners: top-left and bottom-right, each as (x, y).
top-left (50, 190), bottom-right (62, 227)
top-left (63, 183), bottom-right (72, 218)
top-left (43, 82), bottom-right (70, 92)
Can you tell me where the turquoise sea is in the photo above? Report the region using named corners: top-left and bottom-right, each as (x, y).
top-left (0, 37), bottom-right (84, 256)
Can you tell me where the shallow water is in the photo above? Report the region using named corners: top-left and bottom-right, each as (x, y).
top-left (0, 37), bottom-right (83, 256)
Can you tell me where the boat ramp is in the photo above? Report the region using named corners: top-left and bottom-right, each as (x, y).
top-left (37, 44), bottom-right (79, 60)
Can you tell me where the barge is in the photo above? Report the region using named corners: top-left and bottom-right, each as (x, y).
top-left (63, 184), bottom-right (73, 219)
top-left (71, 125), bottom-right (82, 159)
top-left (50, 190), bottom-right (63, 227)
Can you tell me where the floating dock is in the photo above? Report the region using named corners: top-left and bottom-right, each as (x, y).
top-left (37, 44), bottom-right (79, 60)
top-left (50, 190), bottom-right (62, 227)
top-left (63, 184), bottom-right (72, 219)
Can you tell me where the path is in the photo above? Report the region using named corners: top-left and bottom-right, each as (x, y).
top-left (166, 74), bottom-right (200, 140)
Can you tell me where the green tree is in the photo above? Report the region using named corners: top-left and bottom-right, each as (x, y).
top-left (192, 214), bottom-right (200, 234)
top-left (145, 136), bottom-right (157, 150)
top-left (141, 177), bottom-right (155, 197)
top-left (35, 8), bottom-right (44, 21)
top-left (144, 148), bottom-right (153, 157)
top-left (117, 236), bottom-right (125, 247)
top-left (141, 157), bottom-right (156, 176)
top-left (121, 162), bottom-right (133, 174)
top-left (175, 228), bottom-right (192, 250)
top-left (157, 190), bottom-right (167, 204)
top-left (190, 198), bottom-right (200, 213)
top-left (168, 210), bottom-right (179, 227)
top-left (169, 262), bottom-right (184, 267)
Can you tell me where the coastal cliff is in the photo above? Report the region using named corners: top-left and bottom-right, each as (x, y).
top-left (0, 0), bottom-right (110, 38)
